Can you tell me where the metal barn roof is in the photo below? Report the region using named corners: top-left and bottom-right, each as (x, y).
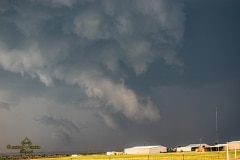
top-left (132, 145), bottom-right (164, 149)
top-left (186, 144), bottom-right (209, 147)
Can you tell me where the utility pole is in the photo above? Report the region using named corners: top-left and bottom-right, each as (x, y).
top-left (216, 107), bottom-right (220, 159)
top-left (216, 107), bottom-right (219, 144)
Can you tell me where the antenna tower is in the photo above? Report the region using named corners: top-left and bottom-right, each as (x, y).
top-left (216, 107), bottom-right (219, 144)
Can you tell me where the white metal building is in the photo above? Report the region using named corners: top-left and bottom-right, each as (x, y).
top-left (207, 144), bottom-right (227, 151)
top-left (124, 145), bottom-right (167, 154)
top-left (177, 143), bottom-right (210, 152)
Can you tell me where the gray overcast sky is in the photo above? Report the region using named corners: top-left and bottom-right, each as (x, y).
top-left (0, 0), bottom-right (240, 153)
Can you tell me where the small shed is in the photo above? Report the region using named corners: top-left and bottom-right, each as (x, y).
top-left (106, 151), bottom-right (123, 155)
top-left (124, 145), bottom-right (167, 154)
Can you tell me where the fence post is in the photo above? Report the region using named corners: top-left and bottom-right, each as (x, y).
top-left (226, 143), bottom-right (229, 160)
top-left (235, 146), bottom-right (237, 159)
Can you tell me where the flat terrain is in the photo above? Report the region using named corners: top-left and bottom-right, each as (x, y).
top-left (34, 150), bottom-right (240, 160)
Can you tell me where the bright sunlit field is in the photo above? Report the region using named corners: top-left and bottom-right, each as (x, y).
top-left (35, 150), bottom-right (240, 160)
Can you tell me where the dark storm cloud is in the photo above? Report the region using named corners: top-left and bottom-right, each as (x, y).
top-left (0, 0), bottom-right (185, 124)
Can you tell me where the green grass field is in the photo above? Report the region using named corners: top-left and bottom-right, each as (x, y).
top-left (35, 150), bottom-right (240, 160)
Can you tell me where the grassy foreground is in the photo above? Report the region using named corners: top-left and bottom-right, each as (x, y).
top-left (36, 150), bottom-right (240, 160)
